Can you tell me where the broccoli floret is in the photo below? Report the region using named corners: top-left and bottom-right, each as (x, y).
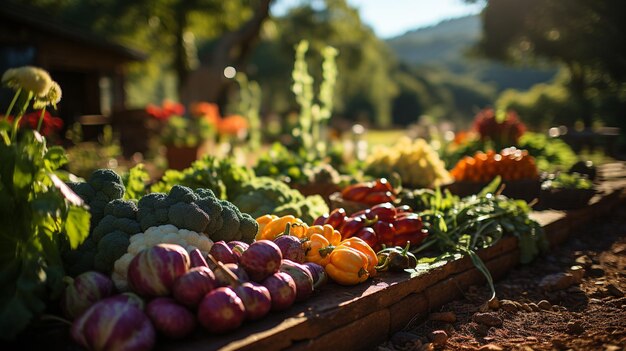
top-left (137, 193), bottom-right (169, 231)
top-left (104, 199), bottom-right (138, 219)
top-left (67, 182), bottom-right (96, 202)
top-left (239, 213), bottom-right (259, 242)
top-left (195, 188), bottom-right (218, 200)
top-left (168, 202), bottom-right (210, 233)
top-left (62, 238), bottom-right (97, 276)
top-left (212, 202), bottom-right (242, 241)
top-left (167, 185), bottom-right (198, 204)
top-left (94, 231), bottom-right (130, 273)
top-left (89, 169), bottom-right (125, 199)
top-left (66, 169), bottom-right (127, 233)
top-left (92, 216), bottom-right (141, 242)
top-left (195, 193), bottom-right (223, 234)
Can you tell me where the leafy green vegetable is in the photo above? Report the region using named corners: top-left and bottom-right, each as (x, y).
top-left (541, 172), bottom-right (593, 190)
top-left (151, 156), bottom-right (253, 199)
top-left (410, 178), bottom-right (548, 299)
top-left (123, 163), bottom-right (150, 200)
top-left (0, 131), bottom-right (90, 340)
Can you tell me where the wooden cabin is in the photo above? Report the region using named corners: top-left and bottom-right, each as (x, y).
top-left (0, 2), bottom-right (145, 143)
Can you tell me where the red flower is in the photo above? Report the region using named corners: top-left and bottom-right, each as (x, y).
top-left (472, 108), bottom-right (526, 147)
top-left (4, 110), bottom-right (64, 136)
top-left (146, 100), bottom-right (185, 121)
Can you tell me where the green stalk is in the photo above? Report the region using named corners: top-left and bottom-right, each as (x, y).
top-left (36, 106), bottom-right (47, 133)
top-left (4, 88), bottom-right (21, 119)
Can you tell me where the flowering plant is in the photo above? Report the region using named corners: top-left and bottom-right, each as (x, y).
top-left (472, 107), bottom-right (526, 149)
top-left (146, 100), bottom-right (217, 148)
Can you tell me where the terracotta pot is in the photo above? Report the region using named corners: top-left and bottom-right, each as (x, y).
top-left (166, 145), bottom-right (199, 170)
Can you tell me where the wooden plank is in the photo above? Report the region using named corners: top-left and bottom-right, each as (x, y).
top-left (288, 309), bottom-right (391, 351)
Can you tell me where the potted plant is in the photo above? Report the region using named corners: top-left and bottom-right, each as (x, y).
top-left (146, 100), bottom-right (218, 170)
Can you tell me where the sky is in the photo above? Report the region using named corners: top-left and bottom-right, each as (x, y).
top-left (271, 0), bottom-right (485, 39)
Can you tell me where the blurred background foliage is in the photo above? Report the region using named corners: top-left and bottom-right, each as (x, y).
top-left (10, 0), bottom-right (626, 150)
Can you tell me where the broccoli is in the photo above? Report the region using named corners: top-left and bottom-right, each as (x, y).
top-left (73, 199), bottom-right (142, 274)
top-left (67, 169), bottom-right (126, 232)
top-left (103, 198), bottom-right (138, 219)
top-left (212, 201), bottom-right (242, 241)
top-left (61, 238), bottom-right (97, 276)
top-left (94, 231), bottom-right (131, 273)
top-left (135, 185), bottom-right (257, 243)
top-left (137, 193), bottom-right (170, 230)
top-left (239, 213), bottom-right (259, 242)
top-left (168, 202), bottom-right (209, 233)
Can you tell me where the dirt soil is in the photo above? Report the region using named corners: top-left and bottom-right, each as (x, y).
top-left (379, 204), bottom-right (626, 351)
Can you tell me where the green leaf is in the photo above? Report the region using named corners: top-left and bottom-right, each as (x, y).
top-left (64, 206), bottom-right (90, 249)
top-left (123, 163), bottom-right (150, 200)
top-left (478, 176), bottom-right (502, 197)
top-left (44, 146), bottom-right (68, 170)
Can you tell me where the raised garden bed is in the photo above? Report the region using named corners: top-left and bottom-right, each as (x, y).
top-left (159, 165), bottom-right (625, 351)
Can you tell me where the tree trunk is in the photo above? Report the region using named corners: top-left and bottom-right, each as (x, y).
top-left (180, 0), bottom-right (273, 106)
top-left (567, 62), bottom-right (592, 129)
top-left (174, 4), bottom-right (189, 93)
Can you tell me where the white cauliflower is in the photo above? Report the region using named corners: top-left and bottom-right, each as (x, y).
top-left (112, 224), bottom-right (214, 291)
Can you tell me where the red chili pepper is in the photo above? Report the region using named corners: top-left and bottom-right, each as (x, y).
top-left (361, 191), bottom-right (396, 205)
top-left (392, 229), bottom-right (428, 247)
top-left (372, 221), bottom-right (396, 246)
top-left (354, 227), bottom-right (380, 251)
top-left (369, 202), bottom-right (397, 222)
top-left (372, 178), bottom-right (395, 194)
top-left (395, 205), bottom-right (413, 214)
top-left (340, 214), bottom-right (378, 239)
top-left (341, 183), bottom-right (374, 202)
top-left (313, 213), bottom-right (329, 226)
top-left (325, 208), bottom-right (347, 229)
top-left (393, 215), bottom-right (423, 235)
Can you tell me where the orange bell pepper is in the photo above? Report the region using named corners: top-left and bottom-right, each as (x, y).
top-left (325, 246), bottom-right (370, 285)
top-left (303, 233), bottom-right (335, 266)
top-left (339, 237), bottom-right (378, 277)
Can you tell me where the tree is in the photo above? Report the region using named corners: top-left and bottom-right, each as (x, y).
top-left (13, 0), bottom-right (270, 105)
top-left (474, 0), bottom-right (626, 129)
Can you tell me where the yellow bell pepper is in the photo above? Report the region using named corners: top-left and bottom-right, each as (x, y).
top-left (256, 215), bottom-right (306, 241)
top-left (303, 233), bottom-right (335, 266)
top-left (325, 246), bottom-right (370, 285)
top-left (305, 224), bottom-right (342, 245)
top-left (339, 237), bottom-right (379, 277)
top-left (255, 214), bottom-right (278, 239)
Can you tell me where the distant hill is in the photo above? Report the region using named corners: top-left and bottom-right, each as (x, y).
top-left (387, 15), bottom-right (557, 92)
